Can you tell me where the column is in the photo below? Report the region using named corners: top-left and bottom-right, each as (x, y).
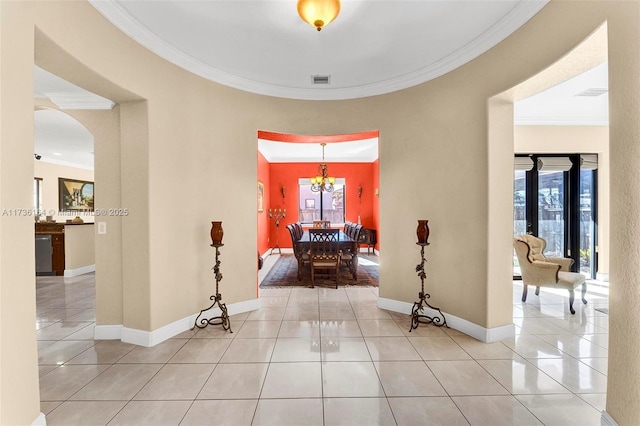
top-left (606, 4), bottom-right (640, 424)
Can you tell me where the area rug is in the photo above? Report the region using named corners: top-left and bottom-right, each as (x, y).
top-left (260, 254), bottom-right (379, 288)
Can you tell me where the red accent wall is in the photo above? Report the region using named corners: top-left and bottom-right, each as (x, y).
top-left (268, 162), bottom-right (377, 249)
top-left (257, 151), bottom-right (270, 255)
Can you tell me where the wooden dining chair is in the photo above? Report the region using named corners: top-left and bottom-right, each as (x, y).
top-left (341, 224), bottom-right (363, 280)
top-left (309, 228), bottom-right (341, 288)
top-left (344, 222), bottom-right (353, 238)
top-left (287, 224), bottom-right (309, 280)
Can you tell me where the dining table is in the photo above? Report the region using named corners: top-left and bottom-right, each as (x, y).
top-left (296, 230), bottom-right (360, 277)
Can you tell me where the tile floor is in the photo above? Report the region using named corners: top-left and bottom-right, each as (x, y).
top-left (36, 256), bottom-right (609, 425)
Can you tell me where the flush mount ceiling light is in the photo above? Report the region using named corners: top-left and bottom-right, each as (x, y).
top-left (297, 0), bottom-right (341, 31)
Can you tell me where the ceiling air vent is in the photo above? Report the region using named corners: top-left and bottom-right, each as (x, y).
top-left (574, 88), bottom-right (608, 97)
top-left (312, 75), bottom-right (331, 85)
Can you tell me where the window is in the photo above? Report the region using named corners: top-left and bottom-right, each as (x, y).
top-left (299, 178), bottom-right (345, 224)
top-left (34, 178), bottom-right (43, 214)
top-left (513, 154), bottom-right (598, 279)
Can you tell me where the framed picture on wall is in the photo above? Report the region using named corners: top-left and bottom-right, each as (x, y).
top-left (257, 180), bottom-right (264, 212)
top-left (305, 199), bottom-right (315, 209)
top-left (58, 178), bottom-right (94, 212)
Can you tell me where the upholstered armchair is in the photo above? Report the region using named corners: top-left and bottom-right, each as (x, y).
top-left (513, 235), bottom-right (587, 314)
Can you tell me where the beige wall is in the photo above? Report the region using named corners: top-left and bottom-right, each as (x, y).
top-left (606, 3), bottom-right (640, 424)
top-left (64, 224), bottom-right (95, 270)
top-left (59, 106), bottom-right (125, 328)
top-left (514, 125), bottom-right (610, 278)
top-left (0, 2), bottom-right (41, 424)
top-left (33, 159), bottom-right (94, 223)
top-left (2, 0), bottom-right (639, 424)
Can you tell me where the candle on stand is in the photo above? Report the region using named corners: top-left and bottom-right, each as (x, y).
top-left (268, 208), bottom-right (286, 254)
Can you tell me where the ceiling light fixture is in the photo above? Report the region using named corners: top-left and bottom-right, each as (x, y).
top-left (297, 0), bottom-right (341, 32)
top-left (310, 143), bottom-right (335, 193)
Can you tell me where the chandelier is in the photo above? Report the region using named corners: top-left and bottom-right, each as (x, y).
top-left (310, 143), bottom-right (335, 192)
top-left (297, 0), bottom-right (341, 32)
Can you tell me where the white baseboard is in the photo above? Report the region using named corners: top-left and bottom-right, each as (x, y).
top-left (357, 247), bottom-right (379, 255)
top-left (94, 324), bottom-right (123, 340)
top-left (64, 264), bottom-right (95, 277)
top-left (31, 412), bottom-right (46, 426)
top-left (260, 249), bottom-right (272, 258)
top-left (226, 298), bottom-right (260, 316)
top-left (596, 272), bottom-right (609, 282)
top-left (378, 297), bottom-right (515, 343)
top-left (268, 248), bottom-right (293, 255)
top-left (601, 411), bottom-right (619, 426)
top-left (377, 297), bottom-right (413, 315)
top-left (121, 326), bottom-right (161, 347)
top-left (95, 298), bottom-right (260, 347)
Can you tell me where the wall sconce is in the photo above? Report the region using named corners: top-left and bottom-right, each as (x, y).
top-left (358, 185), bottom-right (363, 198)
top-left (281, 186), bottom-right (286, 200)
top-left (374, 188), bottom-right (379, 198)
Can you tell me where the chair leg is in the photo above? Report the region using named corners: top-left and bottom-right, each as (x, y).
top-left (535, 286), bottom-right (540, 296)
top-left (569, 289), bottom-right (576, 314)
top-left (521, 285), bottom-right (528, 302)
top-left (350, 258), bottom-right (357, 280)
top-left (581, 282), bottom-right (588, 304)
top-left (297, 258), bottom-right (303, 280)
top-left (309, 266), bottom-right (315, 288)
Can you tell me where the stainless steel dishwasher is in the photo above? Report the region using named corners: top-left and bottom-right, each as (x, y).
top-left (35, 234), bottom-right (53, 275)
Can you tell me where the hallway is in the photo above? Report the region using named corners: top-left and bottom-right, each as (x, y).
top-left (36, 274), bottom-right (607, 425)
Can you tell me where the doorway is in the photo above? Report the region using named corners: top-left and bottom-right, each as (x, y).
top-left (257, 131), bottom-right (381, 289)
top-left (513, 154), bottom-right (597, 279)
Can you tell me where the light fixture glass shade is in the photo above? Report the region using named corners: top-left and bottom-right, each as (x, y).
top-left (310, 143), bottom-right (336, 193)
top-left (297, 0), bottom-right (341, 31)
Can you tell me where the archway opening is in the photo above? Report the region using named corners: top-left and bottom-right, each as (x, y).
top-left (256, 130), bottom-right (380, 293)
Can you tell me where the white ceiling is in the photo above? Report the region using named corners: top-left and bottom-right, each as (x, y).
top-left (515, 62), bottom-right (608, 126)
top-left (34, 108), bottom-right (95, 170)
top-left (259, 138), bottom-right (379, 163)
top-left (90, 0), bottom-right (548, 101)
top-left (33, 0), bottom-right (609, 170)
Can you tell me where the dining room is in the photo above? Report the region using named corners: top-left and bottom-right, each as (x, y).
top-left (257, 131), bottom-right (380, 289)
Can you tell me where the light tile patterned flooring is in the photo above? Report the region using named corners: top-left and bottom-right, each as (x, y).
top-left (37, 257), bottom-right (609, 425)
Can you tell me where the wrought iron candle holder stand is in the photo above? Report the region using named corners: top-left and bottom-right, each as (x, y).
top-left (192, 243), bottom-right (232, 332)
top-left (268, 208), bottom-right (286, 255)
top-left (409, 242), bottom-right (448, 332)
